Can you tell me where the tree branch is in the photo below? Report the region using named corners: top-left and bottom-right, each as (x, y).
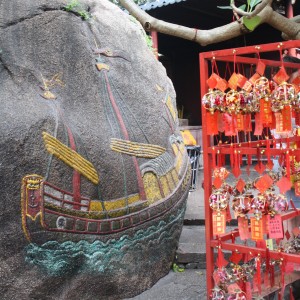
top-left (230, 0), bottom-right (272, 18)
top-left (119, 0), bottom-right (300, 46)
top-left (282, 15), bottom-right (300, 40)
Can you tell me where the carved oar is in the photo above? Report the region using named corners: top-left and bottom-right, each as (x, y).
top-left (110, 138), bottom-right (166, 158)
top-left (42, 132), bottom-right (99, 184)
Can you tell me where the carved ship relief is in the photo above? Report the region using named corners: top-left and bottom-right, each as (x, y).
top-left (21, 48), bottom-right (191, 243)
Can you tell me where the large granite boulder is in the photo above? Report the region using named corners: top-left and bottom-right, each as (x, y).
top-left (0, 0), bottom-right (190, 299)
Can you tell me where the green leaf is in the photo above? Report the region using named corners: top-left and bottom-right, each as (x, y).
top-left (250, 0), bottom-right (262, 9)
top-left (242, 15), bottom-right (261, 31)
top-left (217, 6), bottom-right (233, 9)
top-left (172, 263), bottom-right (185, 273)
top-left (238, 4), bottom-right (246, 11)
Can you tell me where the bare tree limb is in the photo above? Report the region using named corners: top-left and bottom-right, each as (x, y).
top-left (282, 15), bottom-right (300, 39)
top-left (230, 0), bottom-right (272, 18)
top-left (119, 0), bottom-right (300, 46)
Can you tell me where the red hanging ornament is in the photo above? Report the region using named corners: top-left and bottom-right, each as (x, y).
top-left (206, 111), bottom-right (219, 136)
top-left (254, 174), bottom-right (273, 193)
top-left (202, 89), bottom-right (225, 114)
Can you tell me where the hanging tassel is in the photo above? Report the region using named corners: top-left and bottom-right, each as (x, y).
top-left (270, 264), bottom-right (275, 287)
top-left (266, 137), bottom-right (272, 167)
top-left (232, 149), bottom-right (241, 178)
top-left (230, 144), bottom-right (234, 170)
top-left (265, 246), bottom-right (270, 288)
top-left (256, 256), bottom-right (262, 296)
top-left (286, 151), bottom-right (291, 180)
top-left (295, 112), bottom-right (300, 126)
top-left (245, 281), bottom-right (252, 300)
top-left (271, 112), bottom-right (277, 129)
top-left (279, 260), bottom-right (286, 300)
top-left (247, 142), bottom-right (252, 176)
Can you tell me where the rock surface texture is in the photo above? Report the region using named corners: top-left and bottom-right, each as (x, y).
top-left (0, 0), bottom-right (190, 299)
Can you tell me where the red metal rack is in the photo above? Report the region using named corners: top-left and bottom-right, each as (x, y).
top-left (199, 40), bottom-right (300, 299)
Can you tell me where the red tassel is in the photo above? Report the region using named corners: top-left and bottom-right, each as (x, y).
top-left (230, 145), bottom-right (234, 169)
top-left (295, 112), bottom-right (300, 126)
top-left (286, 151), bottom-right (291, 180)
top-left (257, 257), bottom-right (262, 295)
top-left (280, 261), bottom-right (285, 300)
top-left (265, 247), bottom-right (270, 288)
top-left (232, 149), bottom-right (241, 178)
top-left (266, 137), bottom-right (271, 166)
top-left (247, 152), bottom-right (252, 176)
top-left (271, 112), bottom-right (277, 129)
top-left (270, 264), bottom-right (275, 287)
top-left (245, 281), bottom-right (252, 300)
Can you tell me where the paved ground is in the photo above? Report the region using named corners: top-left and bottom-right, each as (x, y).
top-left (126, 269), bottom-right (207, 300)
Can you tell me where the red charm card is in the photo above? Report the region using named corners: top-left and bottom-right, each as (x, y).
top-left (273, 67), bottom-right (289, 85)
top-left (238, 217), bottom-right (250, 240)
top-left (268, 215), bottom-right (283, 239)
top-left (255, 174), bottom-right (273, 193)
top-left (212, 211), bottom-right (226, 236)
top-left (207, 73), bottom-right (220, 89)
top-left (251, 217), bottom-right (264, 240)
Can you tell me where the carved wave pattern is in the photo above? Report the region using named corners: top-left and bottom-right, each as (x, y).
top-left (24, 206), bottom-right (185, 276)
